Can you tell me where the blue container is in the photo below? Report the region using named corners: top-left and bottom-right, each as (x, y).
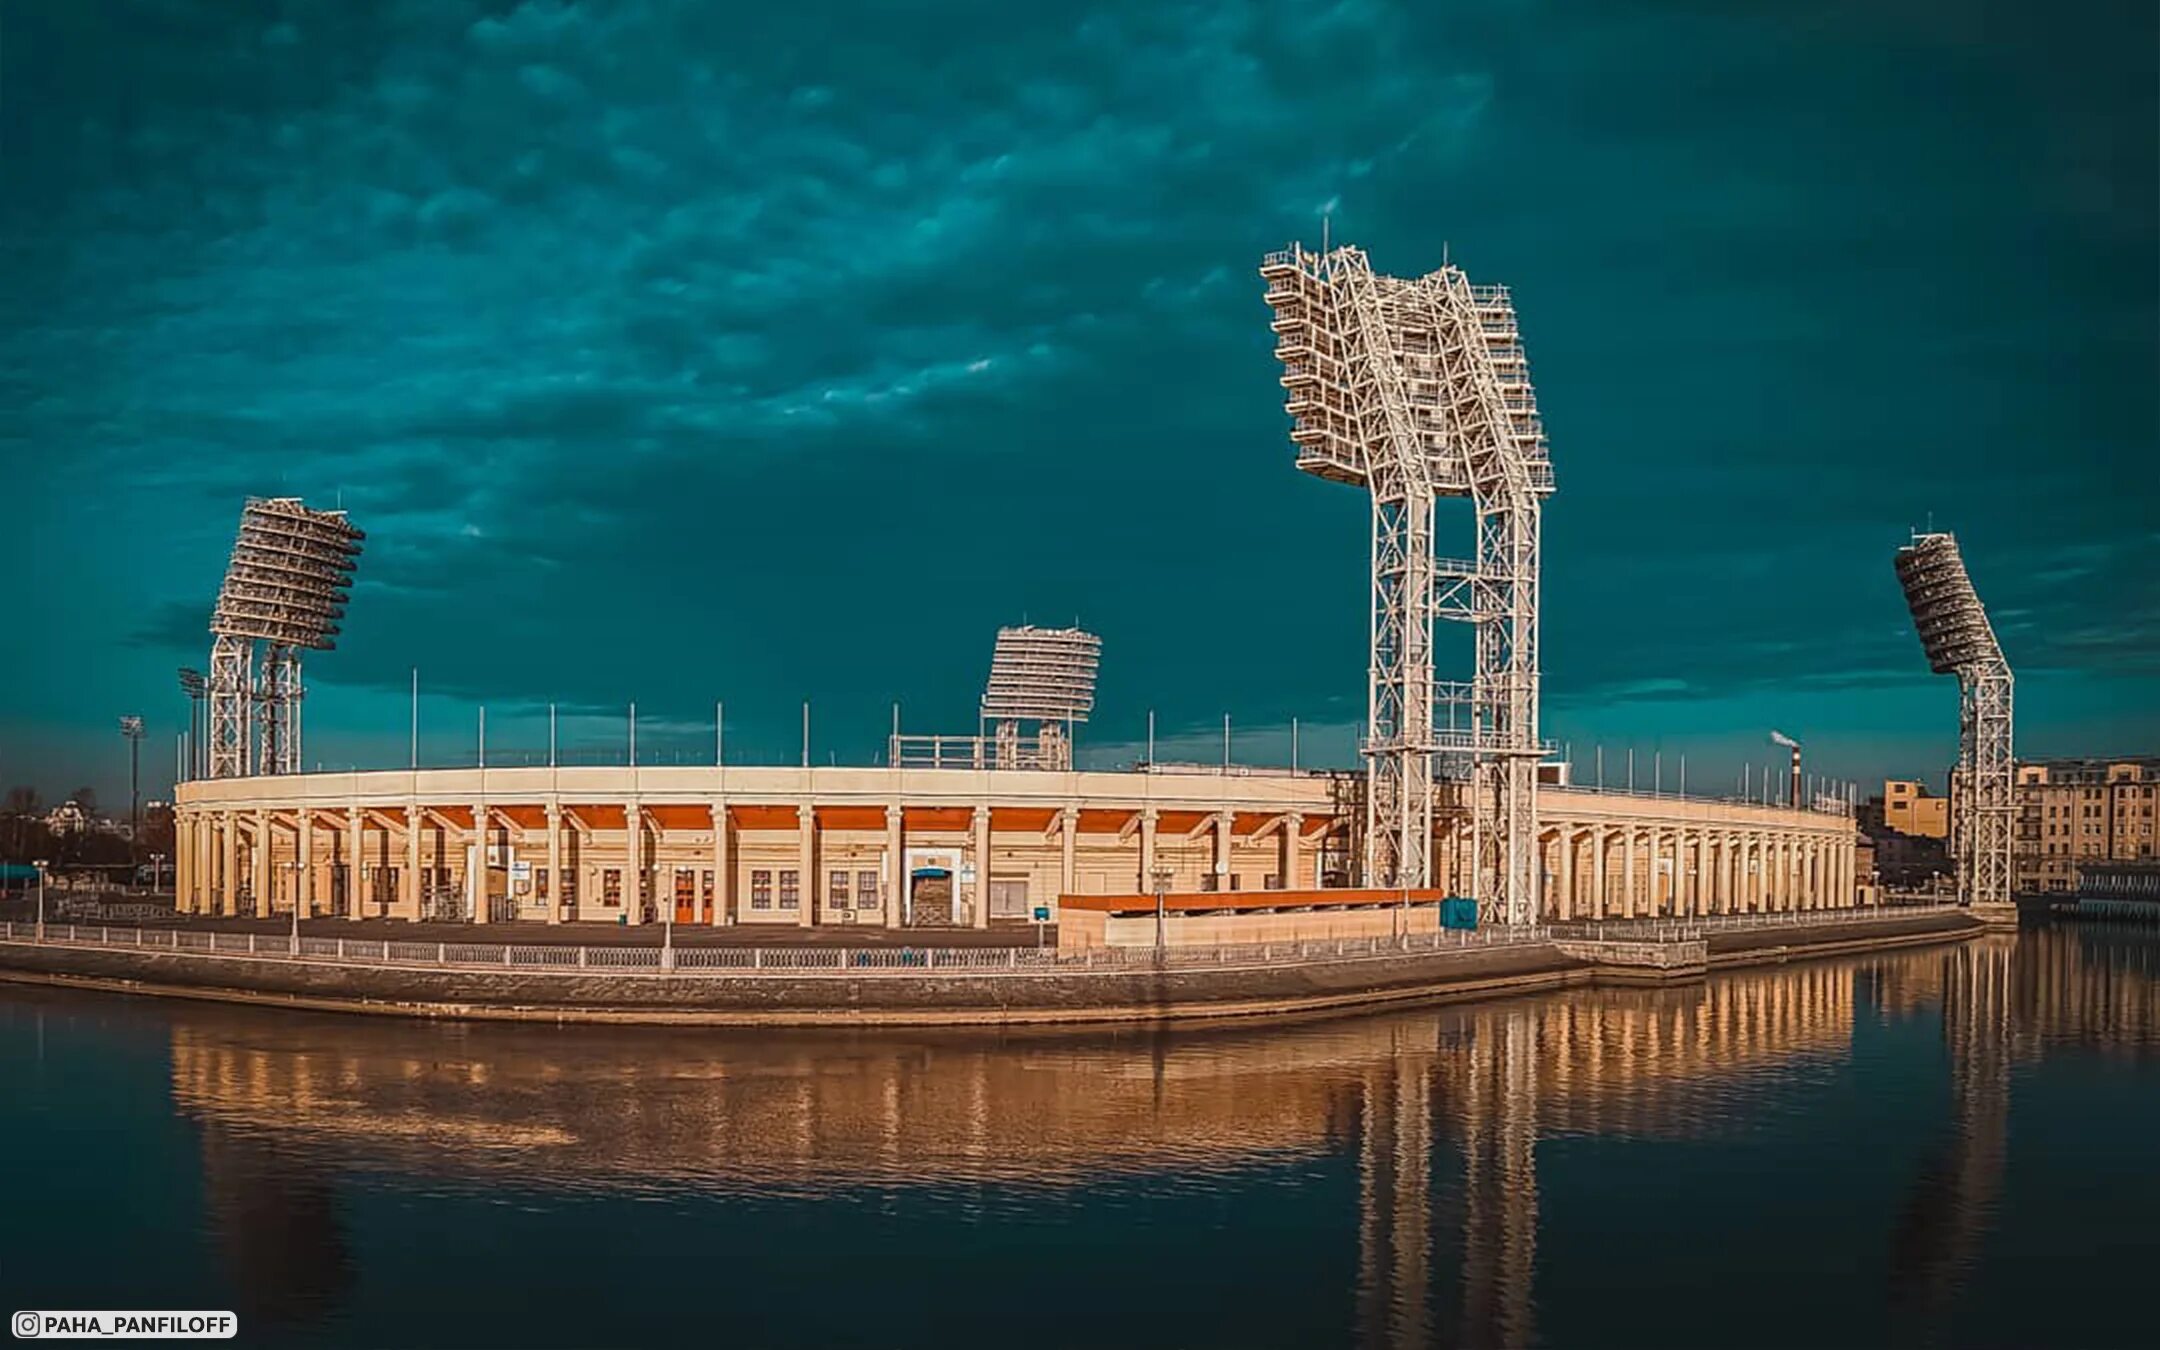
top-left (1440, 897), bottom-right (1479, 931)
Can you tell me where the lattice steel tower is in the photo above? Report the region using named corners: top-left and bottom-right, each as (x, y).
top-left (1261, 244), bottom-right (1554, 921)
top-left (980, 626), bottom-right (1102, 771)
top-left (205, 498), bottom-right (365, 778)
top-left (1893, 532), bottom-right (2014, 907)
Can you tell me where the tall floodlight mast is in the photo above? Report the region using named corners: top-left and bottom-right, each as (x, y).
top-left (205, 498), bottom-right (365, 778)
top-left (1261, 244), bottom-right (1554, 921)
top-left (980, 626), bottom-right (1102, 771)
top-left (1893, 532), bottom-right (2014, 907)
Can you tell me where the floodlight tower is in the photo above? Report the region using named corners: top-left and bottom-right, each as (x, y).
top-left (119, 715), bottom-right (145, 848)
top-left (980, 626), bottom-right (1102, 770)
top-left (1260, 244), bottom-right (1554, 922)
top-left (1893, 532), bottom-right (2013, 907)
top-left (205, 498), bottom-right (365, 778)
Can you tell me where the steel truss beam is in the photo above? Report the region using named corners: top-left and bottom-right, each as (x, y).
top-left (1894, 532), bottom-right (2014, 908)
top-left (1262, 244), bottom-right (1554, 922)
top-left (208, 634), bottom-right (252, 780)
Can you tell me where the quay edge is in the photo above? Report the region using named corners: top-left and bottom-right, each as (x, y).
top-left (0, 910), bottom-right (1990, 1028)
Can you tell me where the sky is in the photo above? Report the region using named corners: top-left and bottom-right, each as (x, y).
top-left (1, 0), bottom-right (2154, 809)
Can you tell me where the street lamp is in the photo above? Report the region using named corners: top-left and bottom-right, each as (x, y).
top-left (286, 859), bottom-right (303, 949)
top-left (32, 859), bottom-right (48, 939)
top-left (1149, 865), bottom-right (1176, 956)
top-left (150, 852), bottom-right (166, 895)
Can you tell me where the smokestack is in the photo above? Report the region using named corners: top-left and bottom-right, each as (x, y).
top-left (1770, 731), bottom-right (1802, 807)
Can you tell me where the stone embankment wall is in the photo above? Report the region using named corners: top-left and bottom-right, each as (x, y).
top-left (0, 911), bottom-right (1985, 1027)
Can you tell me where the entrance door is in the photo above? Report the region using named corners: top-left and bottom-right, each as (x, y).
top-left (909, 869), bottom-right (955, 925)
top-left (674, 869), bottom-right (696, 924)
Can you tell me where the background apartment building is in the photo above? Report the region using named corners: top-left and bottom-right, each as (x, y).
top-left (2013, 758), bottom-right (2160, 894)
top-left (1883, 780), bottom-right (1949, 839)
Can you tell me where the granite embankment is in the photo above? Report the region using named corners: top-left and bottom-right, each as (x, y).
top-left (0, 909), bottom-right (1987, 1027)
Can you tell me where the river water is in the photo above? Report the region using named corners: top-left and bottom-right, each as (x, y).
top-left (2, 920), bottom-right (2154, 1349)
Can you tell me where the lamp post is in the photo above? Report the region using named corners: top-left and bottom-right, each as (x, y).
top-left (1149, 865), bottom-right (1175, 956)
top-left (150, 852), bottom-right (166, 895)
top-left (285, 859), bottom-right (303, 949)
top-left (33, 859), bottom-right (48, 939)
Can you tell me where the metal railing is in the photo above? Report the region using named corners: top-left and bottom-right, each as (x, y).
top-left (1556, 899), bottom-right (1964, 944)
top-left (0, 920), bottom-right (1554, 977)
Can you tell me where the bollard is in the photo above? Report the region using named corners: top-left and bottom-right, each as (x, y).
top-left (578, 946), bottom-right (588, 969)
top-left (249, 933), bottom-right (257, 954)
top-left (337, 938), bottom-right (346, 960)
top-left (437, 942), bottom-right (446, 965)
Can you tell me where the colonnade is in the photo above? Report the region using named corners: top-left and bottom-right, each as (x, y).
top-left (1541, 822), bottom-right (1859, 921)
top-left (169, 798), bottom-right (1317, 929)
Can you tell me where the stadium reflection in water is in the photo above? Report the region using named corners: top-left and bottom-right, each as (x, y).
top-left (9, 923), bottom-right (2157, 1349)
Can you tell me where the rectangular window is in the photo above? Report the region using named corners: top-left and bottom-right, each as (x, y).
top-left (779, 869), bottom-right (800, 909)
top-left (751, 869), bottom-right (773, 910)
top-left (561, 867), bottom-right (578, 903)
top-left (702, 869), bottom-right (714, 908)
top-left (858, 870), bottom-right (880, 907)
top-left (603, 868), bottom-right (622, 907)
top-left (1229, 874), bottom-right (1242, 890)
top-left (829, 870), bottom-right (851, 908)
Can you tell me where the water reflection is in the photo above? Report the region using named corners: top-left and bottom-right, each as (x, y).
top-left (152, 922), bottom-right (2157, 1346)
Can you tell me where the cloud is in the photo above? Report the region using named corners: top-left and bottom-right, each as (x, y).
top-left (0, 0), bottom-right (2152, 802)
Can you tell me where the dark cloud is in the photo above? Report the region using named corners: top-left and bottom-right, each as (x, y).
top-left (2, 0), bottom-right (2154, 798)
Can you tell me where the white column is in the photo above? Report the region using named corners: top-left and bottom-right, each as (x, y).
top-left (1591, 827), bottom-right (1608, 920)
top-left (196, 811), bottom-right (213, 913)
top-left (1556, 828), bottom-right (1574, 921)
top-left (547, 804), bottom-right (565, 925)
top-left (1139, 809), bottom-right (1158, 892)
top-left (884, 804), bottom-right (904, 929)
top-left (469, 804), bottom-right (489, 924)
top-left (627, 800), bottom-right (647, 924)
top-left (297, 809), bottom-right (314, 918)
top-left (971, 805), bottom-right (992, 928)
top-left (1283, 812), bottom-right (1304, 891)
top-left (172, 810), bottom-right (190, 913)
top-left (253, 809), bottom-right (273, 916)
top-left (345, 807), bottom-right (363, 918)
top-left (797, 803), bottom-right (817, 928)
top-left (1213, 810), bottom-right (1234, 890)
top-left (403, 804), bottom-right (421, 921)
top-left (711, 802), bottom-right (731, 926)
top-left (1621, 827), bottom-right (1637, 919)
top-left (1059, 807), bottom-right (1079, 900)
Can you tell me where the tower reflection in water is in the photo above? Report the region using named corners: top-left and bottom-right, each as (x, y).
top-left (167, 924), bottom-right (2157, 1345)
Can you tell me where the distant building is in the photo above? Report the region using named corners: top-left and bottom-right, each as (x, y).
top-left (1858, 780), bottom-right (1951, 887)
top-left (43, 801), bottom-right (90, 835)
top-left (2013, 757), bottom-right (2160, 895)
top-left (1882, 779), bottom-right (1948, 839)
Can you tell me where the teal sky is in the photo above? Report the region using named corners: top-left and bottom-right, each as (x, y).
top-left (2, 0), bottom-right (2154, 805)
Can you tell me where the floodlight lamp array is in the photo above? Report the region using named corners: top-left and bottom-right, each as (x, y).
top-left (1893, 533), bottom-right (2003, 675)
top-left (981, 626), bottom-right (1102, 723)
top-left (210, 497), bottom-right (367, 650)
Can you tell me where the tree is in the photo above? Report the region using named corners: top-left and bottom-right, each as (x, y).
top-left (140, 804), bottom-right (176, 858)
top-left (3, 786), bottom-right (39, 817)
